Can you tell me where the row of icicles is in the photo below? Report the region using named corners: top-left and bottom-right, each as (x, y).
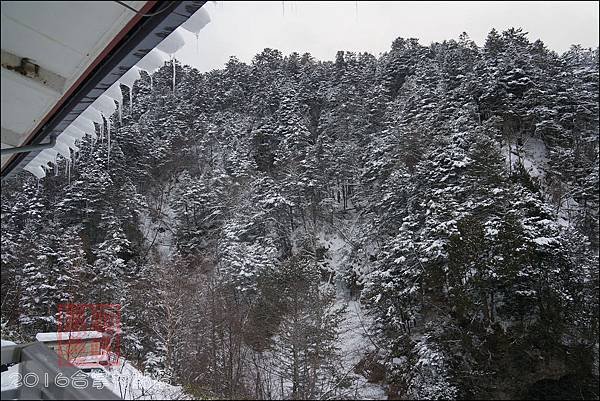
top-left (24, 6), bottom-right (211, 180)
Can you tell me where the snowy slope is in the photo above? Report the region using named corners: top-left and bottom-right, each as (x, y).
top-left (334, 299), bottom-right (387, 400)
top-left (318, 223), bottom-right (387, 399)
top-left (103, 358), bottom-right (191, 400)
top-left (139, 180), bottom-right (178, 263)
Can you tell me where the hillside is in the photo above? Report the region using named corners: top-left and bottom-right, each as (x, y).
top-left (1, 28), bottom-right (598, 399)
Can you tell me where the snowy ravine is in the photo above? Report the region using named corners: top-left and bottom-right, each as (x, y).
top-left (139, 179), bottom-right (179, 263)
top-left (318, 222), bottom-right (387, 400)
top-left (333, 299), bottom-right (387, 400)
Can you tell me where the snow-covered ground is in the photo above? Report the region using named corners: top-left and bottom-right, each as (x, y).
top-left (1, 363), bottom-right (19, 393)
top-left (104, 358), bottom-right (190, 400)
top-left (502, 137), bottom-right (548, 183)
top-left (251, 297), bottom-right (387, 400)
top-left (520, 136), bottom-right (548, 179)
top-left (503, 137), bottom-right (584, 228)
top-left (334, 299), bottom-right (387, 400)
top-left (319, 221), bottom-right (387, 400)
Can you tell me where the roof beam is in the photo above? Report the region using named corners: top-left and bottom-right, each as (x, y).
top-left (1, 49), bottom-right (66, 95)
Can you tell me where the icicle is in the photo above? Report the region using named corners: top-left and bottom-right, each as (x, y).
top-left (91, 95), bottom-right (116, 151)
top-left (54, 153), bottom-right (60, 176)
top-left (73, 116), bottom-right (96, 140)
top-left (83, 107), bottom-right (103, 124)
top-left (67, 159), bottom-right (71, 185)
top-left (136, 49), bottom-right (167, 92)
top-left (88, 125), bottom-right (97, 149)
top-left (107, 118), bottom-right (111, 165)
top-left (157, 29), bottom-right (184, 92)
top-left (157, 29), bottom-right (185, 55)
top-left (35, 165), bottom-right (46, 179)
top-left (105, 83), bottom-right (123, 125)
top-left (35, 151), bottom-right (57, 176)
top-left (54, 141), bottom-right (71, 160)
top-left (119, 67), bottom-right (141, 112)
top-left (64, 126), bottom-right (85, 143)
top-left (118, 102), bottom-right (122, 125)
top-left (172, 57), bottom-right (176, 94)
top-left (180, 8), bottom-right (211, 36)
top-left (129, 85), bottom-right (134, 111)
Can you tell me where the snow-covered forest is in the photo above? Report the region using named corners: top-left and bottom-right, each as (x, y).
top-left (1, 28), bottom-right (599, 399)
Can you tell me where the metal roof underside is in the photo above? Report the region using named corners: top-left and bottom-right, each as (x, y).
top-left (1, 0), bottom-right (206, 180)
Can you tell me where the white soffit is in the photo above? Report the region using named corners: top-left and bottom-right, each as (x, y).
top-left (0, 1), bottom-right (148, 170)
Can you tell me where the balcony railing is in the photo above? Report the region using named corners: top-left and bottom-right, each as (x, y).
top-left (1, 341), bottom-right (120, 400)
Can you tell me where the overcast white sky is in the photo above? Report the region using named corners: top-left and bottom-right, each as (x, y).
top-left (175, 1), bottom-right (599, 72)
